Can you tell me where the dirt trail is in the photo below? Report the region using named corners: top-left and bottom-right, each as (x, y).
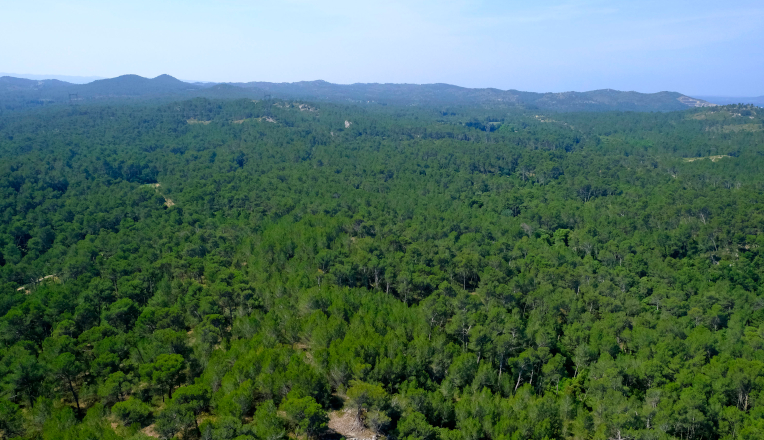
top-left (684, 155), bottom-right (730, 163)
top-left (327, 409), bottom-right (377, 440)
top-left (147, 183), bottom-right (175, 207)
top-left (16, 274), bottom-right (59, 294)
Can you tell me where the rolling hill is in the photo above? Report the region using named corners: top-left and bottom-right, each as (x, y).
top-left (234, 80), bottom-right (715, 111)
top-left (1, 74), bottom-right (715, 112)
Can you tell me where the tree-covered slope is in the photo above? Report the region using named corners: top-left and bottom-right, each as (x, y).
top-left (0, 101), bottom-right (763, 440)
top-left (0, 75), bottom-right (264, 111)
top-left (1, 74), bottom-right (716, 113)
top-left (234, 81), bottom-right (713, 111)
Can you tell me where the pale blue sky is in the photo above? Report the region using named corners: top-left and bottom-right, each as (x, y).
top-left (2, 0), bottom-right (762, 95)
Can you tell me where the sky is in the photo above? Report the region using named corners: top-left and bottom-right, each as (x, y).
top-left (2, 0), bottom-right (763, 96)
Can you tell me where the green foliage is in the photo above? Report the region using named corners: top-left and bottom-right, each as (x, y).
top-left (98, 371), bottom-right (135, 404)
top-left (366, 409), bottom-right (392, 434)
top-left (171, 383), bottom-right (210, 414)
top-left (0, 400), bottom-right (23, 438)
top-left (216, 379), bottom-right (253, 418)
top-left (345, 380), bottom-right (388, 430)
top-left (49, 352), bottom-right (84, 413)
top-left (279, 395), bottom-right (328, 439)
top-left (140, 353), bottom-right (185, 401)
top-left (251, 400), bottom-right (286, 440)
top-left (112, 398), bottom-right (152, 427)
top-left (2, 345), bottom-right (46, 408)
top-left (199, 416), bottom-right (243, 440)
top-left (397, 411), bottom-right (438, 440)
top-left (1, 99), bottom-right (763, 440)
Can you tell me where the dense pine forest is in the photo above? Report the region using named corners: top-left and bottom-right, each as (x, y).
top-left (1, 98), bottom-right (763, 440)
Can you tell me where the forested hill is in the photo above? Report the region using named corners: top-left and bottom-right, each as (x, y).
top-left (233, 81), bottom-right (715, 111)
top-left (1, 74), bottom-right (716, 112)
top-left (0, 100), bottom-right (764, 440)
top-left (0, 75), bottom-right (257, 110)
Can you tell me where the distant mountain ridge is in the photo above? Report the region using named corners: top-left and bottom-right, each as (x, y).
top-left (0, 74), bottom-right (717, 112)
top-left (0, 74), bottom-right (201, 98)
top-left (0, 75), bottom-right (258, 110)
top-left (233, 80), bottom-right (717, 111)
top-left (82, 74), bottom-right (194, 95)
top-left (0, 72), bottom-right (105, 84)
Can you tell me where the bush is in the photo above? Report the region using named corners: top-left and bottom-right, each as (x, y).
top-left (279, 396), bottom-right (327, 439)
top-left (112, 398), bottom-right (152, 427)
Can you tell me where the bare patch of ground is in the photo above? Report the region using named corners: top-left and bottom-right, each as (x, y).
top-left (534, 115), bottom-right (575, 129)
top-left (142, 424), bottom-right (160, 438)
top-left (678, 96), bottom-right (717, 108)
top-left (684, 155), bottom-right (731, 163)
top-left (292, 342), bottom-right (314, 363)
top-left (327, 409), bottom-right (377, 440)
top-left (145, 183), bottom-right (175, 207)
top-left (187, 119), bottom-right (211, 125)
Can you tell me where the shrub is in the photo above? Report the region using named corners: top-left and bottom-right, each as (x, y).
top-left (112, 398), bottom-right (152, 427)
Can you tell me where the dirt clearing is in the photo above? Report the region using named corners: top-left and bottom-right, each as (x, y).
top-left (684, 155), bottom-right (731, 163)
top-left (327, 409), bottom-right (377, 440)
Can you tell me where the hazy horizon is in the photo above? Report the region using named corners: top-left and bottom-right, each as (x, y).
top-left (3, 72), bottom-right (763, 102)
top-left (2, 1), bottom-right (763, 96)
